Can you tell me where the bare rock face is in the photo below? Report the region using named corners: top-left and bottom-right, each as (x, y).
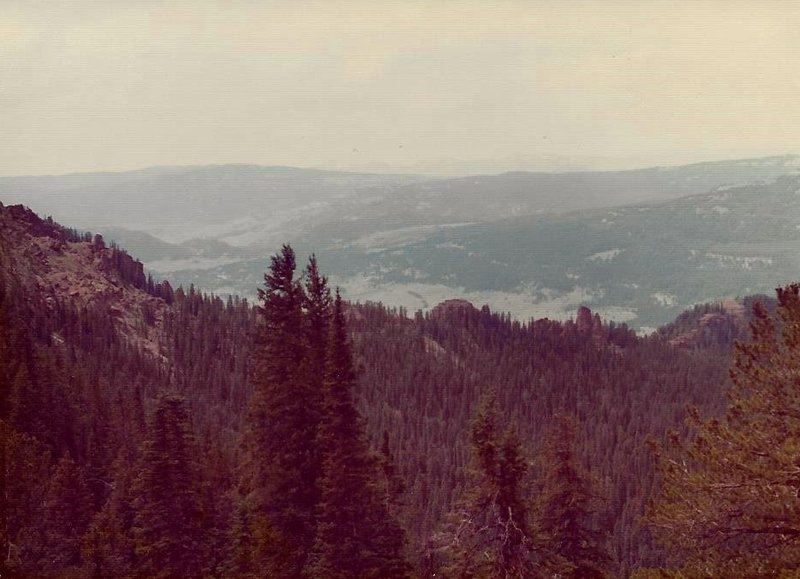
top-left (0, 203), bottom-right (168, 360)
top-left (571, 305), bottom-right (614, 349)
top-left (4, 204), bottom-right (65, 241)
top-left (667, 300), bottom-right (747, 349)
top-left (92, 233), bottom-right (106, 250)
top-left (576, 305), bottom-right (595, 334)
top-left (720, 298), bottom-right (746, 318)
top-left (430, 299), bottom-right (478, 319)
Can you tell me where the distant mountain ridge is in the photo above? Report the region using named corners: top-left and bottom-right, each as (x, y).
top-left (0, 165), bottom-right (426, 243)
top-left (3, 155), bottom-right (800, 329)
top-left (2, 155), bottom-right (798, 243)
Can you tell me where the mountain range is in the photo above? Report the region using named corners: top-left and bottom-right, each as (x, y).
top-left (3, 155), bottom-right (799, 329)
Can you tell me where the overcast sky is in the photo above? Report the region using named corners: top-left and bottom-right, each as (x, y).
top-left (2, 0), bottom-right (799, 176)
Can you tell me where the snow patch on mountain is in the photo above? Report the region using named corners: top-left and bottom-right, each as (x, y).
top-left (652, 292), bottom-right (678, 307)
top-left (588, 249), bottom-right (623, 262)
top-left (704, 253), bottom-right (774, 269)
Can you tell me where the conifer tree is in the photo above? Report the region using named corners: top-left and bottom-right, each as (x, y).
top-left (226, 499), bottom-right (259, 578)
top-left (378, 430), bottom-right (407, 520)
top-left (131, 393), bottom-right (207, 578)
top-left (304, 254), bottom-right (332, 392)
top-left (82, 451), bottom-right (138, 579)
top-left (648, 284), bottom-right (800, 574)
top-left (0, 420), bottom-right (50, 576)
top-left (536, 415), bottom-right (611, 578)
top-left (0, 268), bottom-right (14, 420)
top-left (302, 254), bottom-right (332, 534)
top-left (435, 390), bottom-right (540, 578)
top-left (40, 454), bottom-right (93, 573)
top-left (236, 244), bottom-right (320, 577)
top-left (307, 291), bottom-right (410, 579)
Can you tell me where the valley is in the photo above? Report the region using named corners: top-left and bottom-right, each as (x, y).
top-left (3, 156), bottom-right (800, 330)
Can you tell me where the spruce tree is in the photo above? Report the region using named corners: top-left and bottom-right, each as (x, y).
top-left (236, 244), bottom-right (320, 577)
top-left (0, 420), bottom-right (50, 576)
top-left (536, 415), bottom-right (611, 578)
top-left (307, 291), bottom-right (410, 579)
top-left (435, 390), bottom-right (540, 578)
top-left (131, 393), bottom-right (207, 578)
top-left (378, 430), bottom-right (407, 520)
top-left (40, 454), bottom-right (93, 573)
top-left (302, 254), bottom-right (331, 536)
top-left (304, 254), bottom-right (332, 392)
top-left (0, 268), bottom-right (14, 420)
top-left (82, 451), bottom-right (138, 579)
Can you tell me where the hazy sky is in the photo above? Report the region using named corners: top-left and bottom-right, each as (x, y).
top-left (2, 0), bottom-right (799, 176)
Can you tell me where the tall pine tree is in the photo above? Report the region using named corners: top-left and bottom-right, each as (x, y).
top-left (82, 450), bottom-right (138, 579)
top-left (236, 245), bottom-right (321, 577)
top-left (536, 415), bottom-right (611, 578)
top-left (0, 420), bottom-right (50, 576)
top-left (434, 390), bottom-right (540, 578)
top-left (130, 393), bottom-right (207, 578)
top-left (302, 253), bottom-right (331, 540)
top-left (304, 254), bottom-right (332, 396)
top-left (307, 291), bottom-right (409, 578)
top-left (40, 454), bottom-right (93, 573)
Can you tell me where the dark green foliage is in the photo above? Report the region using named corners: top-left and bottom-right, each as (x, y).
top-left (0, 208), bottom-right (249, 577)
top-left (308, 292), bottom-right (409, 578)
top-left (1, 206), bottom-right (764, 577)
top-left (354, 302), bottom-right (731, 574)
top-left (433, 391), bottom-right (540, 578)
top-left (536, 415), bottom-right (612, 578)
top-left (40, 455), bottom-right (93, 573)
top-left (236, 251), bottom-right (408, 578)
top-left (648, 284), bottom-right (800, 574)
top-left (82, 451), bottom-right (138, 579)
top-left (378, 430), bottom-right (407, 521)
top-left (304, 254), bottom-right (332, 396)
top-left (0, 420), bottom-right (50, 576)
top-left (236, 245), bottom-right (321, 577)
top-left (131, 393), bottom-right (208, 578)
top-left (225, 498), bottom-right (259, 578)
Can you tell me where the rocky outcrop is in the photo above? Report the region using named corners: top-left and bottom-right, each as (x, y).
top-left (576, 305), bottom-right (594, 333)
top-left (667, 299), bottom-right (747, 349)
top-left (2, 203), bottom-right (66, 241)
top-left (571, 305), bottom-right (613, 348)
top-left (430, 299), bottom-right (478, 319)
top-left (0, 204), bottom-right (167, 359)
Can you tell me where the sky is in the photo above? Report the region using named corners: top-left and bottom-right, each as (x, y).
top-left (1, 0), bottom-right (799, 177)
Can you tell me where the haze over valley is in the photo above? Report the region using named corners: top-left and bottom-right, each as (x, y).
top-left (5, 155), bottom-right (800, 329)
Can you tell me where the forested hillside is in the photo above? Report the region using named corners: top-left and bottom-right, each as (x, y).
top-left (0, 204), bottom-right (761, 577)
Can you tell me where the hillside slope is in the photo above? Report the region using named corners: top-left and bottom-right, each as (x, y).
top-left (0, 203), bottom-right (750, 576)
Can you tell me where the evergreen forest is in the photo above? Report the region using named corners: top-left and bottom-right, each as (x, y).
top-left (4, 202), bottom-right (800, 578)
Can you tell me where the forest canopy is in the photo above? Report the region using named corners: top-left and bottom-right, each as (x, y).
top-left (646, 284), bottom-right (800, 576)
top-left (3, 204), bottom-right (795, 577)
